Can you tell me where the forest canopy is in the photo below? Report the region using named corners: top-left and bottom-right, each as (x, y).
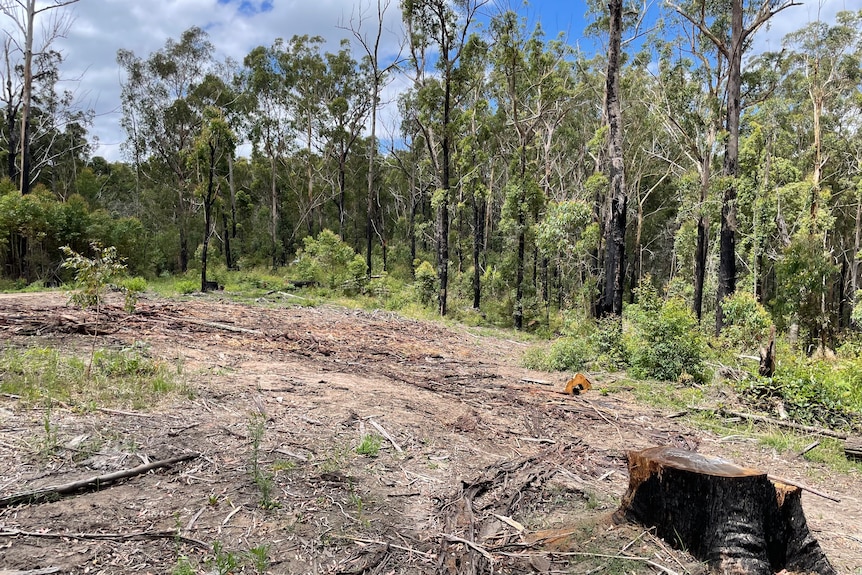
top-left (1, 0), bottom-right (861, 355)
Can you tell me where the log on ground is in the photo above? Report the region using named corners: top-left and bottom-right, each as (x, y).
top-left (613, 446), bottom-right (834, 575)
top-left (846, 437), bottom-right (862, 461)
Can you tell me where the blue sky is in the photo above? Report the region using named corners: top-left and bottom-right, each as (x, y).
top-left (41, 0), bottom-right (848, 162)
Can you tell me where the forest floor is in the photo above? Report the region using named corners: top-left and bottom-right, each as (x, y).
top-left (0, 291), bottom-right (860, 575)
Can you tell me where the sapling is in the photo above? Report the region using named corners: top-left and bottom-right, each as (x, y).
top-left (60, 242), bottom-right (127, 378)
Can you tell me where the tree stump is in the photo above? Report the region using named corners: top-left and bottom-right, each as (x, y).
top-left (614, 446), bottom-right (834, 575)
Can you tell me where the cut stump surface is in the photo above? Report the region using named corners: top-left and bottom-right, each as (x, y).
top-left (614, 446), bottom-right (834, 575)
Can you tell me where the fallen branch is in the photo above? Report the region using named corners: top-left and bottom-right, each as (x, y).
top-left (161, 315), bottom-right (260, 335)
top-left (368, 419), bottom-right (403, 453)
top-left (0, 453), bottom-right (199, 507)
top-left (688, 406), bottom-right (848, 439)
top-left (0, 527), bottom-right (208, 549)
top-left (0, 568), bottom-right (61, 575)
top-left (442, 534), bottom-right (494, 561)
top-left (344, 536), bottom-right (434, 558)
top-left (767, 474), bottom-right (840, 503)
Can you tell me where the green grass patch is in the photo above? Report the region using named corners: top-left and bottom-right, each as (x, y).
top-left (0, 345), bottom-right (184, 410)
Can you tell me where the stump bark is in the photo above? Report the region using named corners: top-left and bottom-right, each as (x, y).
top-left (614, 446), bottom-right (834, 575)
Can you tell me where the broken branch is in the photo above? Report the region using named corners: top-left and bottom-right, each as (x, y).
top-left (368, 419), bottom-right (403, 453)
top-left (0, 453), bottom-right (199, 507)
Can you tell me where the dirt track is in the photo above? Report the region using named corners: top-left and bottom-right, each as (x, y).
top-left (0, 292), bottom-right (860, 574)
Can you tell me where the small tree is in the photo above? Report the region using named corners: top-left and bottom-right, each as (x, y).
top-left (60, 241), bottom-right (126, 377)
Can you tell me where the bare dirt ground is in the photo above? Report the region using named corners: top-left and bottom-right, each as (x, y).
top-left (0, 291), bottom-right (860, 574)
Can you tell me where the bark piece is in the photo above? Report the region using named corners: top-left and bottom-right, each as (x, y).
top-left (614, 446), bottom-right (834, 575)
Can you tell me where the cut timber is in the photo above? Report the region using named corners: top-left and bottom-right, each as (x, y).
top-left (846, 437), bottom-right (862, 461)
top-left (614, 446), bottom-right (834, 575)
top-left (565, 372), bottom-right (593, 395)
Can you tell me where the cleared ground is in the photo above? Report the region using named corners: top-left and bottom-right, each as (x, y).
top-left (0, 292), bottom-right (860, 574)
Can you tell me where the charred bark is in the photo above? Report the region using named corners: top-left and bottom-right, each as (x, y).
top-left (615, 446), bottom-right (834, 575)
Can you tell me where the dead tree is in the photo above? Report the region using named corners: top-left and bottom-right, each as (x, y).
top-left (614, 446), bottom-right (834, 574)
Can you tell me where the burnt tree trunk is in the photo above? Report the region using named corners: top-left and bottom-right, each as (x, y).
top-left (614, 446), bottom-right (834, 575)
top-left (599, 0), bottom-right (627, 317)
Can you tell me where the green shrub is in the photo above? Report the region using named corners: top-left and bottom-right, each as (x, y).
top-left (523, 336), bottom-right (591, 372)
top-left (720, 291), bottom-right (771, 351)
top-left (626, 282), bottom-right (705, 382)
top-left (293, 230), bottom-right (366, 291)
top-left (118, 276), bottom-right (147, 313)
top-left (591, 316), bottom-right (627, 370)
top-left (414, 260), bottom-right (438, 306)
top-left (739, 355), bottom-right (862, 431)
top-left (176, 280), bottom-right (198, 295)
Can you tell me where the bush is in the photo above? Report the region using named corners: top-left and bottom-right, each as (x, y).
top-left (293, 230), bottom-right (366, 291)
top-left (523, 336), bottom-right (591, 372)
top-left (414, 260), bottom-right (438, 306)
top-left (591, 316), bottom-right (627, 370)
top-left (739, 355), bottom-right (862, 430)
top-left (720, 291), bottom-right (771, 351)
top-left (626, 282), bottom-right (706, 382)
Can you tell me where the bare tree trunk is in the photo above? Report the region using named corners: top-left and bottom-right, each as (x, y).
top-left (472, 188), bottom-right (484, 309)
top-left (600, 0), bottom-right (627, 317)
top-left (716, 0), bottom-right (743, 334)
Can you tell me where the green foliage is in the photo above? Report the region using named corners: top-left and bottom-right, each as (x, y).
top-left (738, 355), bottom-right (862, 430)
top-left (523, 336), bottom-right (591, 372)
top-left (414, 260), bottom-right (438, 306)
top-left (248, 414), bottom-right (278, 509)
top-left (247, 544), bottom-right (270, 574)
top-left (356, 433), bottom-right (383, 456)
top-left (293, 230), bottom-right (366, 291)
top-left (175, 280), bottom-right (198, 295)
top-left (60, 242), bottom-right (127, 310)
top-left (591, 316), bottom-right (628, 370)
top-left (209, 541), bottom-right (239, 575)
top-left (720, 291), bottom-right (772, 351)
top-left (171, 555), bottom-right (196, 575)
top-left (118, 276), bottom-right (148, 313)
top-left (625, 282), bottom-right (706, 383)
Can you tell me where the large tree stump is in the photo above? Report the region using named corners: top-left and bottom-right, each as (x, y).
top-left (614, 446), bottom-right (834, 575)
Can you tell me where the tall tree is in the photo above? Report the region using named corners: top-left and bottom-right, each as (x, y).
top-left (191, 105), bottom-right (234, 292)
top-left (402, 0), bottom-right (487, 316)
top-left (243, 40), bottom-right (295, 268)
top-left (0, 0), bottom-right (79, 194)
top-left (118, 27), bottom-right (215, 272)
top-left (669, 0), bottom-right (800, 333)
top-left (344, 0), bottom-right (402, 275)
top-left (599, 0), bottom-right (627, 316)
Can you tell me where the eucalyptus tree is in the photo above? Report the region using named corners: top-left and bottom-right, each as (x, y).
top-left (401, 0), bottom-right (487, 317)
top-left (776, 10), bottom-right (862, 341)
top-left (599, 0), bottom-right (627, 317)
top-left (651, 16), bottom-right (728, 321)
top-left (283, 35), bottom-right (327, 237)
top-left (118, 27), bottom-right (215, 272)
top-left (343, 0), bottom-right (402, 275)
top-left (191, 105), bottom-right (234, 292)
top-left (667, 0), bottom-right (801, 333)
top-left (319, 42), bottom-right (371, 243)
top-left (242, 40), bottom-right (294, 268)
top-left (0, 0), bottom-right (79, 194)
top-left (489, 11), bottom-right (574, 327)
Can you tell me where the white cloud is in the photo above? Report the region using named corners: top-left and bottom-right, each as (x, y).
top-left (50, 0), bottom-right (404, 161)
